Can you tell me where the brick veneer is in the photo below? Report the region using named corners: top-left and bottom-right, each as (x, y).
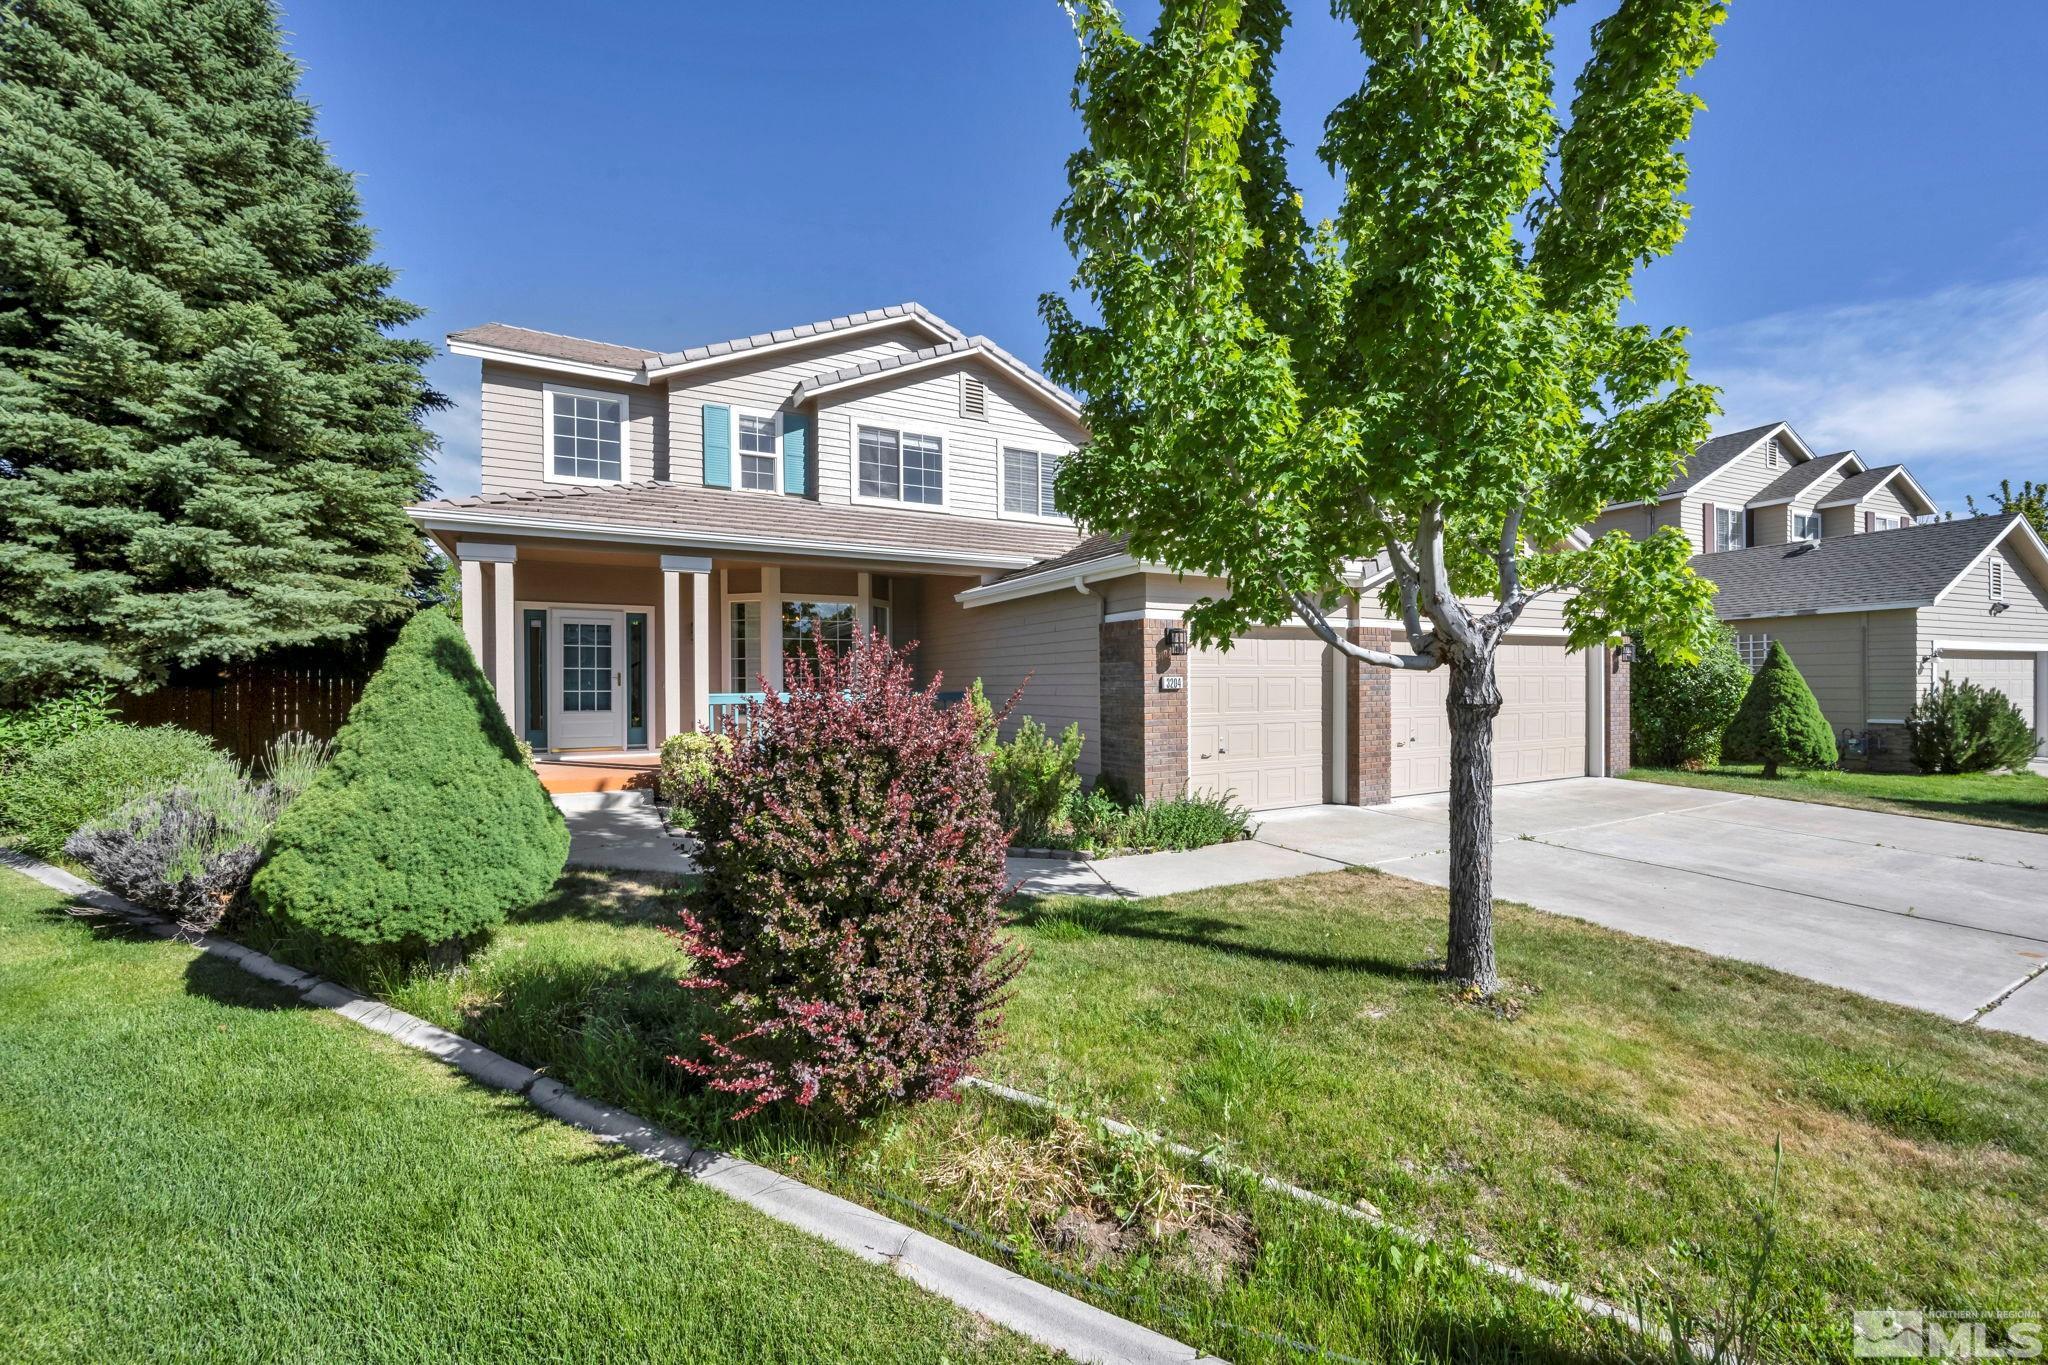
top-left (1346, 625), bottom-right (1393, 804)
top-left (1098, 618), bottom-right (1188, 802)
top-left (1604, 649), bottom-right (1631, 775)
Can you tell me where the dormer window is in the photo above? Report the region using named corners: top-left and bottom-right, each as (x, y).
top-left (545, 384), bottom-right (627, 484)
top-left (1792, 512), bottom-right (1821, 541)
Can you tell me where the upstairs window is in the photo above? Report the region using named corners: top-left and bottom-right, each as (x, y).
top-left (547, 386), bottom-right (626, 483)
top-left (1002, 446), bottom-right (1064, 518)
top-left (1792, 512), bottom-right (1821, 541)
top-left (1871, 514), bottom-right (1903, 531)
top-left (857, 424), bottom-right (944, 506)
top-left (737, 413), bottom-right (779, 492)
top-left (1714, 506), bottom-right (1746, 553)
top-left (1733, 633), bottom-right (1772, 673)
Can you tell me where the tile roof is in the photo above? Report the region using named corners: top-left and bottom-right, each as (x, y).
top-left (1690, 514), bottom-right (2019, 618)
top-left (446, 323), bottom-right (658, 371)
top-left (410, 481), bottom-right (1082, 568)
top-left (644, 303), bottom-right (961, 370)
top-left (794, 335), bottom-right (1083, 418)
top-left (1747, 450), bottom-right (1859, 505)
top-left (1659, 422), bottom-right (1784, 498)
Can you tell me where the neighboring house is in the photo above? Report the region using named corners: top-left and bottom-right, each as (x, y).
top-left (409, 303), bottom-right (1629, 811)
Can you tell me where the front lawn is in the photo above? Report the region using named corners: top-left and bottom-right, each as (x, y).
top-left (316, 866), bottom-right (2048, 1364)
top-left (0, 869), bottom-right (1044, 1365)
top-left (1623, 762), bottom-right (2048, 833)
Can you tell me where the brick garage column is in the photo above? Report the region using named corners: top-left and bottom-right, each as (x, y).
top-left (1098, 617), bottom-right (1188, 802)
top-left (1604, 647), bottom-right (1632, 775)
top-left (1346, 625), bottom-right (1393, 805)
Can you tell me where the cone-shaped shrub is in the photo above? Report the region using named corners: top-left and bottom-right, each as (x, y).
top-left (252, 607), bottom-right (567, 947)
top-left (1720, 640), bottom-right (1838, 777)
top-left (671, 632), bottom-right (1024, 1121)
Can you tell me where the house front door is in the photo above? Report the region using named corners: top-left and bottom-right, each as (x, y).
top-left (549, 610), bottom-right (626, 751)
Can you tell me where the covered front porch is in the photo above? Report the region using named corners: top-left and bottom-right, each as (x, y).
top-left (447, 534), bottom-right (983, 770)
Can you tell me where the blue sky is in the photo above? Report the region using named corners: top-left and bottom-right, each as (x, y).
top-left (280, 2), bottom-right (2048, 508)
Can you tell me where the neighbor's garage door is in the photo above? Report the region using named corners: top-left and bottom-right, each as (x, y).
top-left (1940, 652), bottom-right (2037, 729)
top-left (1189, 629), bottom-right (1326, 810)
top-left (1390, 640), bottom-right (1586, 797)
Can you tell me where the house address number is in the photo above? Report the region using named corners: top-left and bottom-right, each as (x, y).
top-left (1159, 675), bottom-right (1184, 692)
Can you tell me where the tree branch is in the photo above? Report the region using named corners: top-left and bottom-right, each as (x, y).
top-left (1286, 586), bottom-right (1439, 670)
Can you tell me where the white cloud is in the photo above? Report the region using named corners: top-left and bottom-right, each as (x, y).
top-left (423, 382), bottom-right (482, 500)
top-left (1692, 276), bottom-right (2048, 504)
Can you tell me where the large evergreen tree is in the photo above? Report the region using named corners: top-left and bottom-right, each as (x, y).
top-left (0, 0), bottom-right (442, 694)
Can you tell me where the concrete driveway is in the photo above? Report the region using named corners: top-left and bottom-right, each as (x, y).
top-left (1253, 778), bottom-right (2048, 1043)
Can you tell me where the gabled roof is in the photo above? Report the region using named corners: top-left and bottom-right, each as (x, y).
top-left (1690, 514), bottom-right (2044, 620)
top-left (793, 335), bottom-right (1083, 420)
top-left (1814, 464), bottom-right (1939, 516)
top-left (445, 323), bottom-right (659, 375)
top-left (1657, 421), bottom-right (1810, 501)
top-left (408, 480), bottom-right (1080, 571)
top-left (1747, 450), bottom-right (1863, 507)
top-left (642, 303), bottom-right (961, 378)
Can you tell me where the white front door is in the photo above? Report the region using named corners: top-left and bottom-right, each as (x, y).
top-left (550, 610), bottom-right (626, 751)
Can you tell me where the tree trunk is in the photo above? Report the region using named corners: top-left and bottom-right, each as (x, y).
top-left (1445, 649), bottom-right (1504, 993)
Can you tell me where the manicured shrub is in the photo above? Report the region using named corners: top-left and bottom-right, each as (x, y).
top-left (657, 730), bottom-right (731, 827)
top-left (1631, 626), bottom-right (1750, 768)
top-left (1720, 641), bottom-right (1838, 777)
top-left (66, 733), bottom-right (333, 932)
top-left (0, 723), bottom-right (231, 857)
top-left (990, 716), bottom-right (1085, 846)
top-left (1907, 679), bottom-right (2038, 774)
top-left (671, 631), bottom-right (1024, 1121)
top-left (0, 683), bottom-right (118, 770)
top-left (252, 608), bottom-right (569, 950)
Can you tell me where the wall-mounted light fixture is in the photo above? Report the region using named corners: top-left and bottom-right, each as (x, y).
top-left (1990, 600), bottom-right (2011, 616)
top-left (1164, 625), bottom-right (1189, 656)
top-left (1616, 640), bottom-right (1637, 663)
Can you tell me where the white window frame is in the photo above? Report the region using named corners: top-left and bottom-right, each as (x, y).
top-left (1715, 506), bottom-right (1746, 553)
top-left (1792, 511), bottom-right (1821, 542)
top-left (998, 445), bottom-right (1073, 523)
top-left (849, 417), bottom-right (950, 512)
top-left (1872, 514), bottom-right (1903, 531)
top-left (732, 408), bottom-right (783, 495)
top-left (1733, 632), bottom-right (1772, 673)
top-left (1990, 559), bottom-right (2007, 602)
top-left (542, 382), bottom-right (632, 486)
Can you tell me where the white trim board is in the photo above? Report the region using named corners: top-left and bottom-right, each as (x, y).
top-left (1930, 639), bottom-right (2048, 654)
top-left (447, 339), bottom-right (648, 384)
top-left (643, 313), bottom-right (955, 381)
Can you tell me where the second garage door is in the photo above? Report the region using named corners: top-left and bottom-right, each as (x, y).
top-left (1189, 630), bottom-right (1326, 810)
top-left (1940, 651), bottom-right (2037, 730)
top-left (1390, 640), bottom-right (1586, 797)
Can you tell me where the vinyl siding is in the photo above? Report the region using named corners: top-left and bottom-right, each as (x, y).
top-left (1855, 483), bottom-right (1917, 528)
top-left (918, 576), bottom-right (1103, 776)
top-left (479, 364), bottom-right (665, 496)
top-left (1729, 609), bottom-right (1916, 731)
top-left (1917, 543), bottom-right (2048, 652)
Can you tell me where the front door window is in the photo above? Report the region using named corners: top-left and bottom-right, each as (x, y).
top-left (561, 621), bottom-right (614, 713)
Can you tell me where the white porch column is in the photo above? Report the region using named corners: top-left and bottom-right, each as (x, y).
top-left (761, 564), bottom-right (783, 694)
top-left (455, 542), bottom-right (517, 722)
top-left (662, 554), bottom-right (712, 736)
top-left (856, 571), bottom-right (872, 641)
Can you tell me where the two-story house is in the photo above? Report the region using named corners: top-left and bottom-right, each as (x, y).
top-left (1591, 421), bottom-right (2047, 767)
top-left (409, 303), bottom-right (1634, 809)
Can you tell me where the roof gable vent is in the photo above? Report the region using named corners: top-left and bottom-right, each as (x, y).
top-left (1764, 438), bottom-right (1780, 468)
top-left (961, 373), bottom-right (987, 420)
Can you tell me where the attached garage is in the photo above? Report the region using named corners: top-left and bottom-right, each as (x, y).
top-left (1939, 651), bottom-right (2037, 729)
top-left (1389, 639), bottom-right (1589, 797)
top-left (1189, 629), bottom-right (1327, 810)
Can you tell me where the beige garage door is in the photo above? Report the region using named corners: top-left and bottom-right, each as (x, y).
top-left (1940, 652), bottom-right (2036, 728)
top-left (1189, 630), bottom-right (1326, 810)
top-left (1390, 640), bottom-right (1587, 797)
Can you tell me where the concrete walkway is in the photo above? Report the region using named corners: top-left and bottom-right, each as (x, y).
top-left (554, 792), bottom-right (697, 875)
top-left (1254, 778), bottom-right (2048, 1043)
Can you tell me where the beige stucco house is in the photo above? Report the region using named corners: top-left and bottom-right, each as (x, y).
top-left (409, 303), bottom-right (1630, 809)
top-left (1592, 420), bottom-right (2047, 766)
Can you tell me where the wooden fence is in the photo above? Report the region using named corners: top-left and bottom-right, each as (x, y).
top-left (117, 667), bottom-right (368, 763)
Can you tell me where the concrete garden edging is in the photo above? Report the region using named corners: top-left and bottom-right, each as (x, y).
top-left (0, 847), bottom-right (1223, 1365)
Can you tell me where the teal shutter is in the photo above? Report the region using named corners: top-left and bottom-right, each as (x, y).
top-left (701, 404), bottom-right (731, 487)
top-left (782, 410), bottom-right (811, 497)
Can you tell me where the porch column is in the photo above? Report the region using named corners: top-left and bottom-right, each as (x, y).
top-left (856, 571), bottom-right (873, 640)
top-left (761, 564), bottom-right (783, 694)
top-left (455, 542), bottom-right (517, 722)
top-left (661, 554), bottom-right (712, 737)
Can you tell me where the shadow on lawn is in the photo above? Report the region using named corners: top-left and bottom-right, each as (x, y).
top-left (1010, 896), bottom-right (1432, 982)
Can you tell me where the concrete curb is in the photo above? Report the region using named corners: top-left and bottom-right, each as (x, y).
top-left (1, 848), bottom-right (1223, 1365)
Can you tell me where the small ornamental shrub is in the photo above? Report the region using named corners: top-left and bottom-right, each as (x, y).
top-left (252, 607), bottom-right (569, 950)
top-left (990, 716), bottom-right (1085, 846)
top-left (671, 632), bottom-right (1024, 1121)
top-left (0, 683), bottom-right (118, 770)
top-left (1632, 627), bottom-right (1750, 768)
top-left (1065, 787), bottom-right (1250, 853)
top-left (658, 730), bottom-right (732, 826)
top-left (0, 723), bottom-right (231, 857)
top-left (1907, 679), bottom-right (2038, 774)
top-left (1720, 641), bottom-right (1838, 777)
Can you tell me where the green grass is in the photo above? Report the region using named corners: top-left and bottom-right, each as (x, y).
top-left (1623, 762), bottom-right (2048, 833)
top-left (0, 869), bottom-right (1045, 1365)
top-left (278, 867), bottom-right (2048, 1363)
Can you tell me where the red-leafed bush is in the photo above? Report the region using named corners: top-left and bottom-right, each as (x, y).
top-left (668, 631), bottom-right (1023, 1121)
